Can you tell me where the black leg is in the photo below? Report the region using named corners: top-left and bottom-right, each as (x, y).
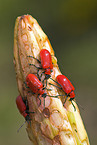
top-left (71, 100), bottom-right (76, 111)
top-left (38, 71), bottom-right (45, 82)
top-left (37, 94), bottom-right (41, 106)
top-left (22, 96), bottom-right (28, 108)
top-left (46, 79), bottom-right (47, 87)
top-left (28, 111), bottom-right (35, 114)
top-left (46, 89), bottom-right (52, 91)
top-left (42, 93), bottom-right (47, 109)
top-left (47, 95), bottom-right (59, 98)
top-left (37, 69), bottom-right (40, 80)
top-left (44, 98), bottom-right (45, 109)
top-left (69, 98), bottom-right (76, 111)
top-left (24, 82), bottom-right (29, 89)
top-left (63, 96), bottom-right (68, 106)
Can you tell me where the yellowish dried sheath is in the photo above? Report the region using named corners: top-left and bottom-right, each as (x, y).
top-left (14, 15), bottom-right (90, 145)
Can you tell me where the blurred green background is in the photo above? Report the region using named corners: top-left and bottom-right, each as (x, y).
top-left (0, 0), bottom-right (97, 144)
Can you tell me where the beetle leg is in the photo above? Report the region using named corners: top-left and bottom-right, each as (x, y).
top-left (37, 94), bottom-right (41, 106)
top-left (42, 93), bottom-right (47, 109)
top-left (47, 95), bottom-right (59, 98)
top-left (44, 98), bottom-right (45, 109)
top-left (37, 69), bottom-right (40, 80)
top-left (45, 74), bottom-right (51, 80)
top-left (24, 82), bottom-right (29, 88)
top-left (38, 71), bottom-right (45, 81)
top-left (69, 98), bottom-right (76, 111)
top-left (46, 89), bottom-right (52, 91)
top-left (63, 96), bottom-right (68, 106)
top-left (42, 73), bottom-right (46, 87)
top-left (46, 79), bottom-right (47, 87)
top-left (22, 96), bottom-right (28, 109)
top-left (71, 101), bottom-right (76, 111)
top-left (28, 111), bottom-right (35, 114)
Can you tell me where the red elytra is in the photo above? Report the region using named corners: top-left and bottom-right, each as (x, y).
top-left (40, 49), bottom-right (53, 75)
top-left (16, 95), bottom-right (30, 121)
top-left (56, 75), bottom-right (75, 98)
top-left (26, 74), bottom-right (44, 95)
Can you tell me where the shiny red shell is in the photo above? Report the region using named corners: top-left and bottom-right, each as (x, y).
top-left (16, 95), bottom-right (27, 118)
top-left (40, 49), bottom-right (53, 75)
top-left (56, 75), bottom-right (75, 98)
top-left (26, 74), bottom-right (44, 95)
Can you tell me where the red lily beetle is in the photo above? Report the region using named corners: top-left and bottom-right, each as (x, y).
top-left (56, 75), bottom-right (75, 99)
top-left (26, 74), bottom-right (49, 107)
top-left (16, 95), bottom-right (31, 121)
top-left (26, 74), bottom-right (44, 95)
top-left (56, 75), bottom-right (76, 111)
top-left (28, 49), bottom-right (53, 76)
top-left (40, 49), bottom-right (53, 75)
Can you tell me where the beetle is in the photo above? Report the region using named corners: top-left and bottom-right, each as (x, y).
top-left (48, 74), bottom-right (76, 111)
top-left (26, 74), bottom-right (47, 107)
top-left (26, 74), bottom-right (44, 95)
top-left (16, 95), bottom-right (35, 132)
top-left (16, 95), bottom-right (31, 121)
top-left (40, 49), bottom-right (53, 75)
top-left (28, 49), bottom-right (53, 82)
top-left (56, 74), bottom-right (76, 111)
top-left (56, 75), bottom-right (75, 99)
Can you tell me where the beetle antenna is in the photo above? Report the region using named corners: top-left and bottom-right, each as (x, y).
top-left (27, 55), bottom-right (41, 63)
top-left (49, 83), bottom-right (62, 89)
top-left (47, 94), bottom-right (66, 98)
top-left (75, 101), bottom-right (84, 111)
top-left (63, 96), bottom-right (68, 106)
top-left (17, 121), bottom-right (26, 133)
top-left (28, 63), bottom-right (42, 69)
top-left (50, 78), bottom-right (62, 87)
